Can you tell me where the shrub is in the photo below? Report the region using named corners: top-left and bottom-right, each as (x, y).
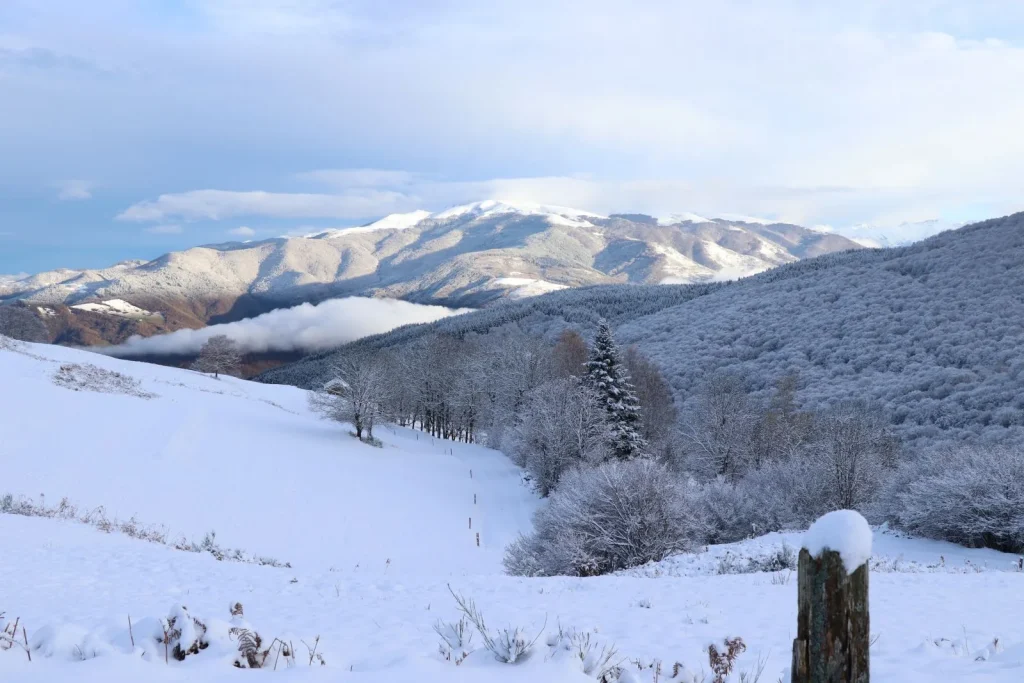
top-left (434, 616), bottom-right (473, 664)
top-left (888, 445), bottom-right (1024, 552)
top-left (505, 458), bottom-right (709, 576)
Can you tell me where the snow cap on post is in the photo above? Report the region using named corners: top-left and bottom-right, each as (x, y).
top-left (802, 510), bottom-right (872, 574)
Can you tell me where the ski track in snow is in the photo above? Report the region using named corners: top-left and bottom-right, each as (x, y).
top-left (2, 340), bottom-right (1024, 682)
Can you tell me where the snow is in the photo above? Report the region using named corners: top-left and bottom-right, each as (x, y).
top-left (656, 212), bottom-right (710, 225)
top-left (492, 277), bottom-right (568, 298)
top-left (624, 527), bottom-right (1021, 578)
top-left (71, 299), bottom-right (158, 319)
top-left (0, 340), bottom-right (536, 574)
top-left (715, 213), bottom-right (778, 226)
top-left (818, 219), bottom-right (966, 248)
top-left (4, 340), bottom-right (1024, 682)
top-left (317, 210), bottom-right (434, 236)
top-left (433, 199), bottom-right (606, 222)
top-left (803, 510), bottom-right (873, 573)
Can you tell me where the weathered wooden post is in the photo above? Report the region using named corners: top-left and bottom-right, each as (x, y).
top-left (792, 510), bottom-right (871, 683)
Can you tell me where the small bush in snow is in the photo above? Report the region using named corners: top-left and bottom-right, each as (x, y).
top-left (505, 458), bottom-right (709, 576)
top-left (0, 614), bottom-right (31, 661)
top-left (446, 585), bottom-right (544, 664)
top-left (155, 605), bottom-right (209, 662)
top-left (434, 616), bottom-right (474, 664)
top-left (547, 626), bottom-right (619, 680)
top-left (707, 637), bottom-right (746, 683)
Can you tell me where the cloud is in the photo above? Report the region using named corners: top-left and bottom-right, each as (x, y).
top-left (0, 46), bottom-right (112, 76)
top-left (296, 169), bottom-right (421, 188)
top-left (117, 189), bottom-right (410, 222)
top-left (145, 224), bottom-right (183, 235)
top-left (229, 226), bottom-right (256, 238)
top-left (103, 296), bottom-right (470, 356)
top-left (9, 1), bottom-right (1024, 235)
top-left (112, 172), bottom-right (984, 241)
top-left (58, 180), bottom-right (93, 201)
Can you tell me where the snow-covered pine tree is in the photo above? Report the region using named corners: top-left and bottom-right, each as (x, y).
top-left (585, 319), bottom-right (647, 459)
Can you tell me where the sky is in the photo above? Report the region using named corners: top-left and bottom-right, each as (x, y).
top-left (3, 0), bottom-right (1024, 273)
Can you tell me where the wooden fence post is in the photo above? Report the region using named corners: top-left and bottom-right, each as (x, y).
top-left (792, 511), bottom-right (870, 683)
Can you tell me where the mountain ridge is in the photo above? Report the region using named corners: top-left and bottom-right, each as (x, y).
top-left (0, 200), bottom-right (861, 346)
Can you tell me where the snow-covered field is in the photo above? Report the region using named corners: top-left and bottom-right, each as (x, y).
top-left (2, 338), bottom-right (1024, 681)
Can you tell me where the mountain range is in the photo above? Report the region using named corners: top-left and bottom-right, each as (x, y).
top-left (0, 200), bottom-right (860, 347)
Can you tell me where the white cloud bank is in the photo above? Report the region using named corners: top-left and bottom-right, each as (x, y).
top-left (104, 297), bottom-right (470, 357)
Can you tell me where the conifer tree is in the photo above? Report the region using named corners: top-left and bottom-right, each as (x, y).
top-left (585, 319), bottom-right (647, 458)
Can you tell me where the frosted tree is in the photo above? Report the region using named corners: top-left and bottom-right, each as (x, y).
top-left (505, 377), bottom-right (610, 495)
top-left (310, 353), bottom-right (386, 441)
top-left (585, 320), bottom-right (646, 459)
top-left (679, 372), bottom-right (758, 479)
top-left (191, 335), bottom-right (242, 378)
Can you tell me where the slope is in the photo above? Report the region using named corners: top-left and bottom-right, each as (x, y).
top-left (0, 337), bottom-right (536, 574)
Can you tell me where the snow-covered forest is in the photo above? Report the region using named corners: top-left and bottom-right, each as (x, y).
top-left (263, 213), bottom-right (1024, 448)
top-left (264, 213), bottom-right (1024, 572)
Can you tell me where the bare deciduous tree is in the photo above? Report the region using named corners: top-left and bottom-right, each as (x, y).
top-left (191, 335), bottom-right (242, 378)
top-left (623, 346), bottom-right (677, 455)
top-left (679, 373), bottom-right (758, 479)
top-left (552, 329), bottom-right (588, 378)
top-left (807, 400), bottom-right (899, 510)
top-left (749, 374), bottom-right (813, 468)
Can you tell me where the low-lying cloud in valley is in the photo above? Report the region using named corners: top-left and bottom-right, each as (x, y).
top-left (104, 297), bottom-right (470, 357)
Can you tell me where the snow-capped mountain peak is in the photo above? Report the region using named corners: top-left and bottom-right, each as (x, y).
top-left (432, 199), bottom-right (606, 222)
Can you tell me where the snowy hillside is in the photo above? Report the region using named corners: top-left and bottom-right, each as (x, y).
top-left (0, 201), bottom-right (859, 349)
top-left (0, 338), bottom-right (535, 574)
top-left (3, 337), bottom-right (1024, 681)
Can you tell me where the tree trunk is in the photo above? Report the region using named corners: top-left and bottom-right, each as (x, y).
top-left (792, 547), bottom-right (869, 683)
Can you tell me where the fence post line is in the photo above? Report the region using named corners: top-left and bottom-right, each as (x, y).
top-left (792, 511), bottom-right (870, 683)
